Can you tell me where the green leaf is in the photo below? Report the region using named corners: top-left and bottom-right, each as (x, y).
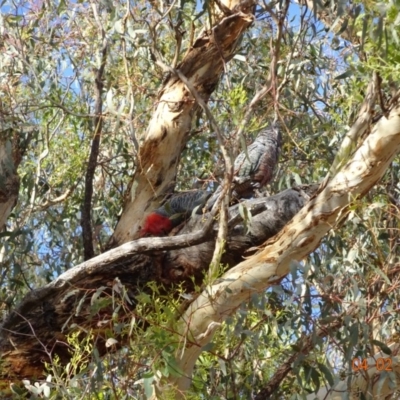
top-left (372, 340), bottom-right (392, 355)
top-left (349, 323), bottom-right (359, 346)
top-left (144, 375), bottom-right (154, 398)
top-left (317, 362), bottom-right (334, 386)
top-left (335, 70), bottom-right (353, 80)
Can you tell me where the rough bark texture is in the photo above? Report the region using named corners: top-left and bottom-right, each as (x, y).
top-left (109, 3), bottom-right (255, 247)
top-left (0, 187), bottom-right (311, 383)
top-left (169, 106), bottom-right (400, 393)
top-left (81, 38), bottom-right (108, 261)
top-left (0, 130), bottom-right (24, 231)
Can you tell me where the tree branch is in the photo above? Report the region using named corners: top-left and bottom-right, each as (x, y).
top-left (169, 102), bottom-right (400, 394)
top-left (81, 3), bottom-right (108, 260)
top-left (255, 310), bottom-right (350, 399)
top-left (0, 186), bottom-right (311, 380)
top-left (296, 0), bottom-right (360, 45)
top-left (108, 5), bottom-right (255, 247)
top-left (154, 61), bottom-right (234, 280)
top-left (329, 73), bottom-right (378, 176)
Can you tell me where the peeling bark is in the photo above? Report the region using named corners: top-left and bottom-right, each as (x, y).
top-left (109, 5), bottom-right (255, 247)
top-left (0, 186), bottom-right (311, 381)
top-left (169, 106), bottom-right (400, 393)
top-left (0, 130), bottom-right (25, 231)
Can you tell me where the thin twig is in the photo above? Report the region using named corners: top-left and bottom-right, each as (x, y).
top-left (254, 311), bottom-right (350, 399)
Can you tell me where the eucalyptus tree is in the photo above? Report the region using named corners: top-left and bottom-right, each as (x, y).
top-left (0, 0), bottom-right (400, 399)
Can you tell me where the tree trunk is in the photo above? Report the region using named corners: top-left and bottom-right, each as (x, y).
top-left (166, 105), bottom-right (400, 394)
top-left (0, 130), bottom-right (25, 231)
top-left (0, 186), bottom-right (311, 382)
top-left (108, 2), bottom-right (255, 247)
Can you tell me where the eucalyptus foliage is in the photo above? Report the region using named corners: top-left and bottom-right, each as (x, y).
top-left (1, 0), bottom-right (400, 398)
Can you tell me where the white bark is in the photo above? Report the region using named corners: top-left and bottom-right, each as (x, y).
top-left (0, 137), bottom-right (20, 231)
top-left (0, 197), bottom-right (15, 231)
top-left (111, 10), bottom-right (254, 246)
top-left (171, 107), bottom-right (400, 392)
